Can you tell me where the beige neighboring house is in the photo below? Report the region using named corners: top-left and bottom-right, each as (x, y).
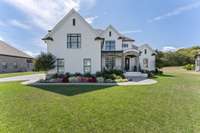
top-left (0, 40), bottom-right (34, 73)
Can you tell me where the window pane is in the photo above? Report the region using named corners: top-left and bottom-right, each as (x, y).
top-left (143, 59), bottom-right (148, 68)
top-left (122, 44), bottom-right (128, 48)
top-left (83, 59), bottom-right (91, 73)
top-left (84, 66), bottom-right (91, 73)
top-left (105, 56), bottom-right (115, 69)
top-left (57, 59), bottom-right (64, 73)
top-left (84, 59), bottom-right (91, 66)
top-left (67, 34), bottom-right (81, 48)
top-left (105, 41), bottom-right (115, 51)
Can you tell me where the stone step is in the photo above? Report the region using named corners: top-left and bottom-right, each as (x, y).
top-left (124, 72), bottom-right (148, 78)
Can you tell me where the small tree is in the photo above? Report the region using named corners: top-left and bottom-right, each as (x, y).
top-left (34, 52), bottom-right (56, 72)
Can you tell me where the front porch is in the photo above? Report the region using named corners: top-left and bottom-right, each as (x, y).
top-left (101, 49), bottom-right (140, 72)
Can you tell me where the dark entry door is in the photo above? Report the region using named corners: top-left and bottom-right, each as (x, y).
top-left (125, 58), bottom-right (130, 71)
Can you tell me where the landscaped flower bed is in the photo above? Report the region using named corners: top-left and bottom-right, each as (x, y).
top-left (40, 70), bottom-right (128, 83)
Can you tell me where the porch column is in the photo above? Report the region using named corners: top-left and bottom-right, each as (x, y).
top-left (121, 53), bottom-right (124, 71)
top-left (136, 56), bottom-right (140, 72)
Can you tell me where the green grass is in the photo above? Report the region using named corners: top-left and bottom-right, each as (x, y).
top-left (0, 67), bottom-right (200, 133)
top-left (0, 72), bottom-right (43, 78)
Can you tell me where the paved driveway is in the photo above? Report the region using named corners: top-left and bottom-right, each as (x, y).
top-left (0, 74), bottom-right (45, 85)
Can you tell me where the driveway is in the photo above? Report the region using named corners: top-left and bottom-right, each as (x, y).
top-left (0, 74), bottom-right (45, 85)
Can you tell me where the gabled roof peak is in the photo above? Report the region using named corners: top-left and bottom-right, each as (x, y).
top-left (106, 24), bottom-right (117, 30)
top-left (69, 8), bottom-right (78, 14)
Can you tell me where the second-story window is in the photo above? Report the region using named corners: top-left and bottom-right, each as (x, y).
top-left (105, 41), bottom-right (115, 51)
top-left (67, 34), bottom-right (81, 48)
top-left (122, 44), bottom-right (128, 49)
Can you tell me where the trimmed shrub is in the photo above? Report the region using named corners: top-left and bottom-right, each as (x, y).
top-left (88, 77), bottom-right (96, 82)
top-left (96, 71), bottom-right (103, 77)
top-left (68, 76), bottom-right (79, 83)
top-left (141, 68), bottom-right (163, 78)
top-left (183, 64), bottom-right (195, 70)
top-left (96, 69), bottom-right (125, 80)
top-left (74, 72), bottom-right (82, 76)
top-left (83, 73), bottom-right (93, 77)
top-left (105, 79), bottom-right (114, 83)
top-left (62, 77), bottom-right (68, 83)
top-left (114, 79), bottom-right (128, 83)
top-left (96, 77), bottom-right (104, 83)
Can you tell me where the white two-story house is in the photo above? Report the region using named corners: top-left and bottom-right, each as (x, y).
top-left (42, 9), bottom-right (156, 74)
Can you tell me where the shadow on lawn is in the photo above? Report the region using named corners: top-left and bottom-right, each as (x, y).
top-left (30, 85), bottom-right (113, 96)
top-left (152, 74), bottom-right (175, 79)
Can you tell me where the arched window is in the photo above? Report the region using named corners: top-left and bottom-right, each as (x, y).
top-left (143, 58), bottom-right (148, 68)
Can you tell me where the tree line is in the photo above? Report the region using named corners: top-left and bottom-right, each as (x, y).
top-left (156, 46), bottom-right (200, 68)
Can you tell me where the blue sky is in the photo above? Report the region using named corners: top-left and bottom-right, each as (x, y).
top-left (0, 0), bottom-right (200, 56)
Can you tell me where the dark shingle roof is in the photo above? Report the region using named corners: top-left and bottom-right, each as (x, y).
top-left (0, 40), bottom-right (33, 59)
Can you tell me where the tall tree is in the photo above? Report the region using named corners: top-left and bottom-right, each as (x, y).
top-left (35, 52), bottom-right (56, 72)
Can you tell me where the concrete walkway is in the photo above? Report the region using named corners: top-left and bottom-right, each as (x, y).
top-left (33, 78), bottom-right (157, 86)
top-left (0, 74), bottom-right (157, 86)
top-left (0, 74), bottom-right (45, 85)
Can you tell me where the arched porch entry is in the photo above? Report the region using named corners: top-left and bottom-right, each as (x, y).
top-left (123, 49), bottom-right (140, 72)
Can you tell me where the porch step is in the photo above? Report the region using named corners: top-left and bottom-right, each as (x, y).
top-left (124, 72), bottom-right (148, 78)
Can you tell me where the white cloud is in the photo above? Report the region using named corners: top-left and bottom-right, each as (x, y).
top-left (3, 0), bottom-right (96, 30)
top-left (85, 16), bottom-right (98, 24)
top-left (24, 50), bottom-right (40, 57)
top-left (162, 46), bottom-right (177, 52)
top-left (122, 30), bottom-right (143, 34)
top-left (9, 20), bottom-right (31, 30)
top-left (149, 1), bottom-right (200, 22)
top-left (0, 36), bottom-right (4, 41)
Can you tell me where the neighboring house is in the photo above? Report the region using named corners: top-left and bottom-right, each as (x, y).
top-left (43, 9), bottom-right (156, 74)
top-left (195, 52), bottom-right (200, 72)
top-left (0, 40), bottom-right (33, 73)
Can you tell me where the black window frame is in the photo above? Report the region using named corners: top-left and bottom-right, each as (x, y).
top-left (67, 34), bottom-right (81, 48)
top-left (122, 44), bottom-right (128, 48)
top-left (105, 56), bottom-right (115, 70)
top-left (57, 58), bottom-right (64, 74)
top-left (83, 58), bottom-right (91, 73)
top-left (105, 40), bottom-right (115, 51)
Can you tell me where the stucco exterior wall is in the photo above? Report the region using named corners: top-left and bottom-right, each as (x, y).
top-left (122, 42), bottom-right (134, 50)
top-left (47, 12), bottom-right (101, 74)
top-left (101, 26), bottom-right (123, 51)
top-left (0, 55), bottom-right (33, 73)
top-left (139, 46), bottom-right (156, 71)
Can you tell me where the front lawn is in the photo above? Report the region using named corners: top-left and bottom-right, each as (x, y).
top-left (0, 67), bottom-right (200, 132)
top-left (0, 71), bottom-right (43, 78)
